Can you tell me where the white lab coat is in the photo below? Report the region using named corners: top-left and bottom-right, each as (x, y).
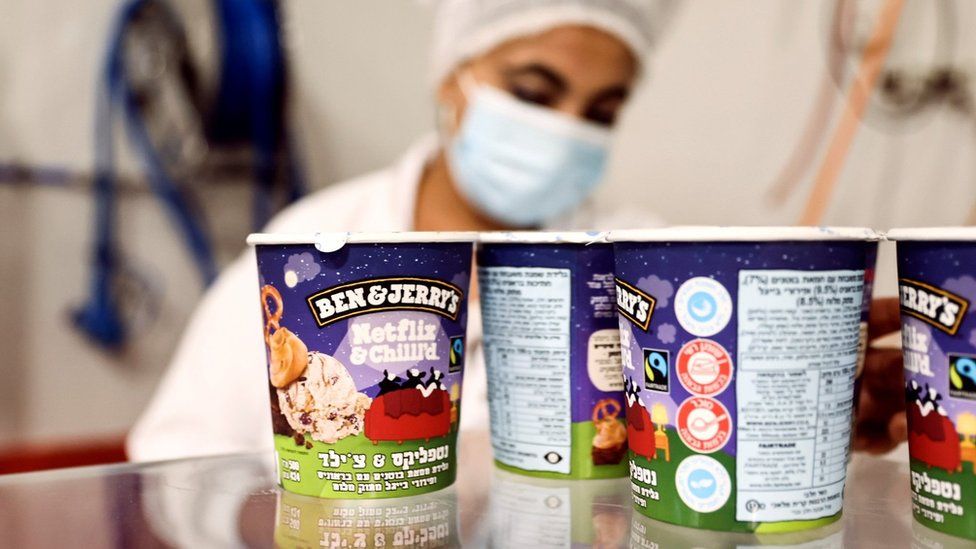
top-left (127, 135), bottom-right (651, 462)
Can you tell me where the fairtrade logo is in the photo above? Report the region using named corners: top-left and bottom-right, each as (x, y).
top-left (675, 278), bottom-right (732, 337)
top-left (675, 455), bottom-right (731, 513)
top-left (449, 336), bottom-right (464, 373)
top-left (949, 354), bottom-right (976, 400)
top-left (677, 397), bottom-right (732, 453)
top-left (677, 339), bottom-right (733, 396)
top-left (643, 349), bottom-right (671, 393)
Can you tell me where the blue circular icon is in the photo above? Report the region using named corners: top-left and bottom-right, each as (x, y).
top-left (688, 292), bottom-right (717, 322)
top-left (453, 338), bottom-right (464, 355)
top-left (688, 469), bottom-right (717, 499)
top-left (676, 278), bottom-right (732, 337)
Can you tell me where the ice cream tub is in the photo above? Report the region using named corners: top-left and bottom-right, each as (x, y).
top-left (610, 227), bottom-right (879, 533)
top-left (889, 227), bottom-right (976, 540)
top-left (247, 232), bottom-right (475, 499)
top-left (477, 231), bottom-right (628, 479)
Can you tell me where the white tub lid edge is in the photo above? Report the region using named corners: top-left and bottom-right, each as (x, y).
top-left (246, 231), bottom-right (479, 247)
top-left (477, 230), bottom-right (608, 245)
top-left (885, 227), bottom-right (976, 241)
top-left (608, 226), bottom-right (881, 243)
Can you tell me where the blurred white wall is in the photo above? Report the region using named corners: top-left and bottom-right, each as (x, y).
top-left (1, 0), bottom-right (210, 442)
top-left (1, 0), bottom-right (975, 443)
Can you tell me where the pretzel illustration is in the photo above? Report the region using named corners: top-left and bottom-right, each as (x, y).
top-left (261, 284), bottom-right (284, 346)
top-left (593, 398), bottom-right (622, 424)
top-left (261, 284), bottom-right (309, 388)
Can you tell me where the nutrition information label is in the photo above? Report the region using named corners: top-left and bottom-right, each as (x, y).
top-left (735, 269), bottom-right (864, 522)
top-left (479, 266), bottom-right (573, 474)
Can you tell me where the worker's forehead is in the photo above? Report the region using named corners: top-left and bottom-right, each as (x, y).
top-left (478, 25), bottom-right (637, 85)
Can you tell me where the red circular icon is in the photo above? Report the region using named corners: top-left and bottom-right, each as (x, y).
top-left (677, 339), bottom-right (733, 396)
top-left (677, 397), bottom-right (732, 453)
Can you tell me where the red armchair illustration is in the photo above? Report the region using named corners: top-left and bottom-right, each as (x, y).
top-left (907, 382), bottom-right (961, 473)
top-left (908, 406), bottom-right (961, 473)
top-left (626, 399), bottom-right (656, 461)
top-left (365, 388), bottom-right (451, 444)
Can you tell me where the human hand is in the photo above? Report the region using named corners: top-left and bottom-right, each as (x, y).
top-left (853, 297), bottom-right (907, 454)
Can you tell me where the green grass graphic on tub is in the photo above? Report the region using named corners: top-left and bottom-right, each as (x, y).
top-left (274, 433), bottom-right (456, 499)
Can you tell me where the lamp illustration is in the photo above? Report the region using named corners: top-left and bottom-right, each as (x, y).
top-left (450, 383), bottom-right (460, 430)
top-left (958, 412), bottom-right (976, 474)
top-left (651, 403), bottom-right (671, 462)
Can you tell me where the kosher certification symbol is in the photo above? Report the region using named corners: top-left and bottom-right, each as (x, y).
top-left (675, 455), bottom-right (731, 513)
top-left (677, 339), bottom-right (733, 396)
top-left (677, 397), bottom-right (732, 453)
top-left (675, 277), bottom-right (732, 337)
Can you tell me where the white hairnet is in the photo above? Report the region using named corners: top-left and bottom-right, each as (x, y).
top-left (428, 0), bottom-right (663, 87)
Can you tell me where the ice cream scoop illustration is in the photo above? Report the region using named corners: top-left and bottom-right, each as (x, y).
top-left (277, 352), bottom-right (371, 444)
top-left (261, 284), bottom-right (371, 444)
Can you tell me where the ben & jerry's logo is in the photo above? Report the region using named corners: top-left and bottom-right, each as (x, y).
top-left (615, 277), bottom-right (656, 331)
top-left (307, 277), bottom-right (463, 327)
top-left (899, 278), bottom-right (969, 335)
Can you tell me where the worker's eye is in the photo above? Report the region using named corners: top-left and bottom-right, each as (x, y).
top-left (509, 84), bottom-right (556, 107)
top-left (502, 63), bottom-right (566, 110)
top-left (585, 107), bottom-right (617, 126)
top-left (585, 94), bottom-right (626, 127)
top-left (584, 105), bottom-right (619, 127)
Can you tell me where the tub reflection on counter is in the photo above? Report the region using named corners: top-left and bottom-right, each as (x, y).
top-left (630, 512), bottom-right (844, 549)
top-left (488, 468), bottom-right (630, 548)
top-left (274, 486), bottom-right (459, 548)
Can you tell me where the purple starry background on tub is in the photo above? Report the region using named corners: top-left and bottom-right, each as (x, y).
top-left (897, 240), bottom-right (976, 424)
top-left (254, 241), bottom-right (473, 397)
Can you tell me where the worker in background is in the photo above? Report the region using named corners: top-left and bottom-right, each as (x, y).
top-left (128, 0), bottom-right (661, 462)
top-left (128, 0), bottom-right (907, 462)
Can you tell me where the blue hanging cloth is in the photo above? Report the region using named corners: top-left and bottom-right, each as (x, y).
top-left (209, 0), bottom-right (291, 228)
top-left (75, 0), bottom-right (301, 348)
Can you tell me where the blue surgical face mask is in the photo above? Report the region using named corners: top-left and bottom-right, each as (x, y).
top-left (443, 79), bottom-right (612, 227)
